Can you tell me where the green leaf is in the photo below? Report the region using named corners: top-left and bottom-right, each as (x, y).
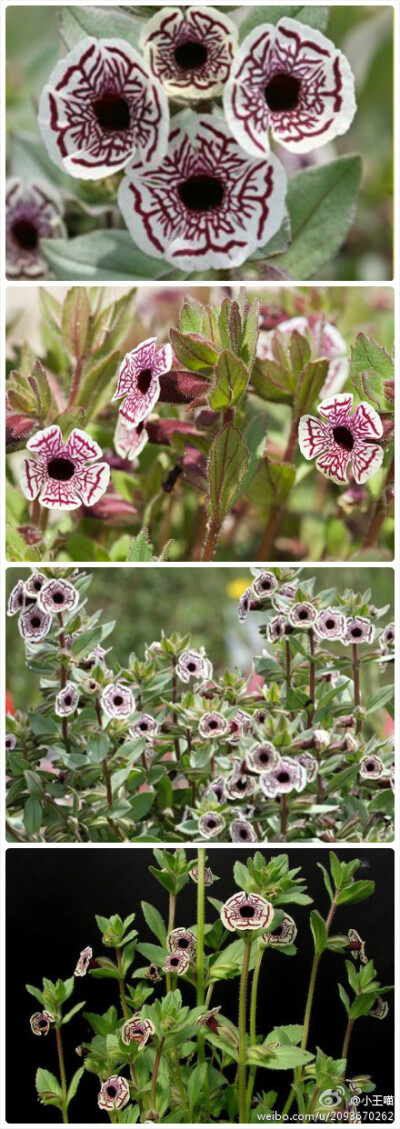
top-left (42, 232), bottom-right (174, 283)
top-left (170, 328), bottom-right (219, 370)
top-left (26, 983), bottom-right (45, 1006)
top-left (251, 358), bottom-right (294, 404)
top-left (71, 627), bottom-right (103, 659)
top-left (240, 298), bottom-right (260, 369)
top-left (128, 529), bottom-right (154, 562)
top-left (202, 305), bottom-right (222, 348)
top-left (310, 909), bottom-right (327, 955)
top-left (338, 984), bottom-right (351, 1017)
top-left (61, 287), bottom-right (90, 358)
top-left (240, 6), bottom-right (329, 40)
top-left (59, 4), bottom-right (141, 48)
top-left (130, 791), bottom-right (155, 821)
top-left (188, 1063), bottom-right (207, 1114)
top-left (209, 350), bottom-right (249, 410)
top-left (136, 942), bottom-right (166, 968)
top-left (247, 460), bottom-right (295, 508)
top-left (66, 1066), bottom-right (85, 1107)
top-left (208, 425), bottom-right (250, 524)
top-left (141, 902), bottom-right (167, 946)
top-left (28, 359), bottom-right (53, 419)
top-left (76, 349), bottom-right (120, 416)
top-left (24, 796), bottom-right (42, 835)
top-left (294, 358), bottom-right (329, 416)
top-left (233, 861), bottom-right (250, 891)
top-left (87, 734), bottom-right (110, 764)
top-left (336, 880), bottom-right (375, 906)
top-left (350, 992), bottom-right (378, 1020)
top-left (180, 298), bottom-right (204, 334)
top-left (61, 1001), bottom-right (86, 1026)
top-left (36, 1068), bottom-right (62, 1107)
top-left (276, 157), bottom-right (362, 279)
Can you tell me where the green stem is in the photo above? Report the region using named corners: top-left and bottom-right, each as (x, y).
top-left (166, 892), bottom-right (176, 993)
top-left (362, 453), bottom-right (394, 549)
top-left (201, 518), bottom-right (222, 562)
top-left (197, 848), bottom-right (206, 1065)
top-left (238, 937), bottom-right (252, 1123)
top-left (116, 948), bottom-right (129, 1020)
top-left (280, 793), bottom-right (288, 837)
top-left (307, 630), bottom-right (316, 726)
top-left (246, 944), bottom-right (264, 1117)
top-left (352, 644), bottom-right (362, 734)
top-left (341, 1016), bottom-right (354, 1062)
top-left (172, 1048), bottom-right (190, 1119)
top-left (151, 1037), bottom-right (165, 1109)
top-left (55, 1025), bottom-right (68, 1124)
top-left (285, 640), bottom-right (291, 706)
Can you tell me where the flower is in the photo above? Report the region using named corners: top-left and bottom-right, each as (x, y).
top-left (252, 571), bottom-right (279, 600)
top-left (163, 950), bottom-right (190, 975)
top-left (288, 602), bottom-right (316, 628)
top-left (313, 729), bottom-right (330, 750)
top-left (238, 588), bottom-right (253, 622)
top-left (7, 580), bottom-right (27, 616)
top-left (74, 946), bottom-right (93, 977)
top-left (247, 742), bottom-right (281, 774)
top-left (24, 572), bottom-right (48, 598)
top-left (141, 5), bottom-right (237, 100)
top-left (145, 963), bottom-right (161, 982)
top-left (314, 607), bottom-right (347, 641)
top-left (196, 1006), bottom-right (222, 1033)
top-left (225, 772), bottom-right (254, 800)
top-left (112, 337), bottom-right (173, 428)
top-left (6, 178), bottom-right (64, 279)
top-left (129, 714), bottom-right (158, 739)
top-left (343, 616), bottom-right (375, 646)
top-left (263, 912), bottom-right (297, 946)
top-left (204, 776), bottom-right (226, 804)
top-left (167, 927), bottom-right (197, 959)
top-left (257, 315), bottom-right (349, 398)
top-left (298, 753), bottom-right (318, 783)
top-left (227, 713), bottom-right (249, 744)
top-left (38, 579), bottom-right (79, 615)
top-left (177, 648), bottom-right (213, 685)
top-left (224, 17), bottom-right (356, 157)
top-left (98, 1075), bottom-right (130, 1111)
top-left (198, 812), bottom-right (225, 838)
top-left (369, 997), bottom-right (389, 1020)
top-left (267, 614), bottom-right (288, 643)
top-left (18, 605), bottom-right (52, 643)
top-left (221, 891), bottom-right (274, 932)
top-left (260, 757), bottom-right (307, 797)
top-left (19, 425), bottom-right (110, 511)
top-left (30, 1010), bottom-right (55, 1036)
top-left (380, 623), bottom-right (395, 650)
top-left (359, 755), bottom-right (384, 780)
top-left (198, 712), bottom-right (228, 739)
top-left (39, 37), bottom-right (169, 180)
top-left (114, 415), bottom-right (150, 462)
top-left (346, 928), bottom-right (368, 964)
top-left (55, 681), bottom-right (80, 717)
top-left (6, 732), bottom-right (16, 751)
top-left (101, 682), bottom-right (135, 719)
top-left (121, 1015), bottom-right (155, 1048)
top-left (298, 394), bottom-right (384, 486)
top-left (230, 818), bottom-right (257, 843)
top-left (189, 864), bottom-right (214, 885)
top-left (118, 113), bottom-right (287, 271)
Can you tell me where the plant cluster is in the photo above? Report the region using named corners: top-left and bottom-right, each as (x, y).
top-left (5, 5), bottom-right (365, 282)
top-left (5, 286), bottom-right (395, 563)
top-left (25, 849), bottom-right (393, 1123)
top-left (6, 567), bottom-right (394, 844)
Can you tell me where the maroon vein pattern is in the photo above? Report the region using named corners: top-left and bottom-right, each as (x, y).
top-left (19, 425), bottom-right (110, 510)
top-left (298, 393), bottom-right (384, 486)
top-left (6, 178), bottom-right (64, 279)
top-left (141, 4), bottom-right (237, 99)
top-left (112, 337), bottom-right (173, 427)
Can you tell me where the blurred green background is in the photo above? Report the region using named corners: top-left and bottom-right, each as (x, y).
top-left (6, 5), bottom-right (393, 281)
top-left (6, 566), bottom-right (394, 718)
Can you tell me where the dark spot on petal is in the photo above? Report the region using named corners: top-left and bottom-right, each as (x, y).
top-left (106, 1085), bottom-right (117, 1098)
top-left (208, 720), bottom-right (219, 729)
top-left (53, 591), bottom-right (65, 604)
top-left (239, 904), bottom-right (255, 918)
top-left (351, 627), bottom-right (363, 639)
top-left (178, 938), bottom-right (189, 949)
top-left (47, 457), bottom-right (75, 482)
top-left (326, 619), bottom-right (335, 630)
top-left (31, 616), bottom-right (41, 628)
top-left (93, 93), bottom-right (131, 132)
top-left (265, 73), bottom-right (301, 112)
top-left (12, 218), bottom-right (39, 251)
top-left (277, 771), bottom-right (290, 783)
top-left (174, 40), bottom-right (208, 70)
top-left (333, 426), bottom-right (354, 452)
top-left (298, 609), bottom-right (310, 620)
top-left (188, 662), bottom-right (196, 672)
top-left (137, 368), bottom-right (153, 395)
top-left (178, 175), bottom-right (225, 213)
top-left (113, 695), bottom-right (124, 706)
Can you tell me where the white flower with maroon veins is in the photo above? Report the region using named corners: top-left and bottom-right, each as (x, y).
top-left (129, 714), bottom-right (158, 739)
top-left (230, 818), bottom-right (257, 843)
top-left (118, 113), bottom-right (287, 271)
top-left (204, 776), bottom-right (226, 804)
top-left (198, 812), bottom-right (225, 839)
top-left (247, 742), bottom-right (281, 774)
top-left (5, 733), bottom-right (16, 751)
top-left (167, 927), bottom-right (197, 960)
top-left (18, 605), bottom-right (52, 643)
top-left (223, 18), bottom-right (356, 157)
top-left (38, 37), bottom-right (169, 180)
top-left (6, 178), bottom-right (64, 279)
top-left (252, 571), bottom-right (279, 600)
top-left (24, 572), bottom-right (48, 598)
top-left (98, 1075), bottom-right (130, 1111)
top-left (267, 614), bottom-right (288, 643)
top-left (163, 950), bottom-right (190, 975)
top-left (257, 315), bottom-right (349, 398)
top-left (112, 337), bottom-right (173, 428)
top-left (141, 5), bottom-right (237, 101)
top-left (189, 863), bottom-right (214, 885)
top-left (221, 891), bottom-right (274, 932)
top-left (260, 756), bottom-right (307, 797)
top-left (19, 425), bottom-right (110, 511)
top-left (298, 753), bottom-right (318, 783)
top-left (238, 588), bottom-right (252, 622)
top-left (30, 1010), bottom-right (55, 1036)
top-left (298, 394), bottom-right (384, 486)
top-left (38, 579), bottom-right (79, 615)
top-left (101, 682), bottom-right (135, 719)
top-left (346, 928), bottom-right (368, 965)
top-left (226, 772), bottom-right (255, 800)
top-left (7, 580), bottom-right (26, 616)
top-left (369, 997), bottom-right (389, 1020)
top-left (263, 912), bottom-right (297, 947)
top-left (121, 1015), bottom-right (155, 1048)
top-left (56, 681), bottom-right (80, 717)
top-left (314, 607), bottom-right (347, 641)
top-left (114, 415), bottom-right (149, 462)
top-left (177, 648), bottom-right (213, 685)
top-left (199, 712), bottom-right (228, 739)
top-left (380, 623), bottom-right (395, 651)
top-left (343, 616), bottom-right (375, 646)
top-left (74, 946), bottom-right (93, 977)
top-left (359, 755), bottom-right (384, 781)
top-left (288, 602), bottom-right (316, 629)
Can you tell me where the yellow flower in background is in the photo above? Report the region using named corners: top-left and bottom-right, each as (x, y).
top-left (227, 579), bottom-right (250, 600)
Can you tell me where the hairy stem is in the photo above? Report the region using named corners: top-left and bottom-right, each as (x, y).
top-left (197, 848), bottom-right (206, 1065)
top-left (307, 630), bottom-right (316, 726)
top-left (238, 937), bottom-right (252, 1123)
top-left (246, 944), bottom-right (264, 1117)
top-left (67, 356), bottom-right (83, 408)
top-left (55, 1025), bottom-right (68, 1124)
top-left (285, 640), bottom-right (291, 706)
top-left (116, 948), bottom-right (129, 1020)
top-left (57, 613), bottom-right (70, 756)
top-left (284, 416), bottom-right (299, 463)
top-left (352, 644), bottom-right (362, 734)
top-left (280, 794), bottom-right (288, 837)
top-left (363, 453), bottom-right (394, 549)
top-left (201, 518), bottom-right (222, 562)
top-left (151, 1037), bottom-right (165, 1109)
top-left (172, 1048), bottom-right (190, 1119)
top-left (171, 659), bottom-right (181, 763)
top-left (166, 892), bottom-right (176, 993)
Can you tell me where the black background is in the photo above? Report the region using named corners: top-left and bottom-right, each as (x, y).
top-left (6, 847), bottom-right (394, 1123)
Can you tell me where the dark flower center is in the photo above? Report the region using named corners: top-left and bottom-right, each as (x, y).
top-left (277, 771), bottom-right (290, 783)
top-left (178, 938), bottom-right (189, 949)
top-left (188, 662), bottom-right (197, 672)
top-left (236, 779), bottom-right (246, 791)
top-left (207, 818), bottom-right (217, 828)
top-left (178, 175), bottom-right (225, 213)
top-left (38, 1019), bottom-right (48, 1028)
top-left (47, 457), bottom-right (75, 482)
top-left (137, 368), bottom-right (153, 395)
top-left (33, 579), bottom-right (43, 591)
top-left (351, 627), bottom-right (363, 639)
top-left (31, 616), bottom-right (42, 628)
top-left (239, 904), bottom-right (255, 918)
top-left (333, 426), bottom-right (354, 452)
top-left (107, 1085), bottom-right (117, 1097)
top-left (93, 92), bottom-right (131, 132)
top-left (326, 619), bottom-right (335, 630)
top-left (265, 72), bottom-right (301, 112)
top-left (139, 722), bottom-right (149, 731)
top-left (260, 580), bottom-right (272, 591)
top-left (170, 956), bottom-right (180, 966)
top-left (64, 696), bottom-right (72, 706)
top-left (174, 40), bottom-right (208, 70)
top-left (53, 591), bottom-right (65, 604)
top-left (113, 695), bottom-right (124, 706)
top-left (239, 828), bottom-right (249, 840)
top-left (12, 218), bottom-right (39, 251)
top-left (259, 752), bottom-right (269, 763)
top-left (366, 760), bottom-right (375, 771)
top-left (209, 720), bottom-right (219, 729)
top-left (298, 609), bottom-right (310, 620)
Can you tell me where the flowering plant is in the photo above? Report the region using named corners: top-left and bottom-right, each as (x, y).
top-left (5, 285), bottom-right (394, 563)
top-left (24, 848), bottom-right (393, 1123)
top-left (6, 4), bottom-right (391, 282)
top-left (6, 567), bottom-right (394, 844)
